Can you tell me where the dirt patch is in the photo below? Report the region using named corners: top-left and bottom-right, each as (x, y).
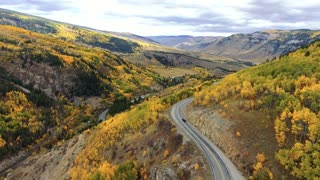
top-left (186, 101), bottom-right (290, 178)
top-left (5, 132), bottom-right (89, 180)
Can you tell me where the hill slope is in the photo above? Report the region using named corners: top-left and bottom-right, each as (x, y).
top-left (0, 9), bottom-right (252, 77)
top-left (0, 24), bottom-right (167, 166)
top-left (192, 40), bottom-right (320, 179)
top-left (0, 8), bottom-right (157, 54)
top-left (0, 25), bottom-right (161, 99)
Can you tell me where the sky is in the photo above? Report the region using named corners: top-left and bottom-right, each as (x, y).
top-left (0, 0), bottom-right (320, 36)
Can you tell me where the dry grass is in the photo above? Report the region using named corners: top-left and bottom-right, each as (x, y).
top-left (151, 67), bottom-right (197, 77)
top-left (187, 100), bottom-right (291, 178)
top-left (226, 101), bottom-right (279, 170)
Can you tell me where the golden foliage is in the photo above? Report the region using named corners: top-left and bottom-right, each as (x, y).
top-left (256, 153), bottom-right (266, 163)
top-left (163, 149), bottom-right (170, 159)
top-left (194, 163), bottom-right (200, 170)
top-left (194, 40), bottom-right (320, 178)
top-left (0, 136), bottom-right (6, 148)
top-left (70, 87), bottom-right (195, 179)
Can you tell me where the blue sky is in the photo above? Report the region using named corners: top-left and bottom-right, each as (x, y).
top-left (1, 0), bottom-right (320, 36)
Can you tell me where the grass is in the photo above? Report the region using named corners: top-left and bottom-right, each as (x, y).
top-left (151, 67), bottom-right (197, 78)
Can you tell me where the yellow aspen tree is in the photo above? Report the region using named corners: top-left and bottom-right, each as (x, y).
top-left (0, 136), bottom-right (6, 148)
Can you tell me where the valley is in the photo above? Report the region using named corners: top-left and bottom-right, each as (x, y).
top-left (0, 5), bottom-right (319, 180)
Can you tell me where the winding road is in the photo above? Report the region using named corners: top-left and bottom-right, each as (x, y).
top-left (171, 98), bottom-right (245, 180)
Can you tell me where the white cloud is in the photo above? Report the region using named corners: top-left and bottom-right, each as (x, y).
top-left (0, 0), bottom-right (320, 36)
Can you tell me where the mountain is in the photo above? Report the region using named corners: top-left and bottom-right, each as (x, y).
top-left (142, 50), bottom-right (251, 77)
top-left (151, 30), bottom-right (320, 64)
top-left (0, 25), bottom-right (211, 178)
top-left (0, 10), bottom-right (212, 179)
top-left (3, 7), bottom-right (320, 180)
top-left (191, 40), bottom-right (320, 179)
top-left (0, 8), bottom-right (249, 78)
top-left (0, 8), bottom-right (158, 54)
top-left (199, 30), bottom-right (320, 64)
top-left (0, 25), bottom-right (162, 99)
top-left (3, 8), bottom-right (319, 68)
top-left (148, 35), bottom-right (222, 49)
top-left (0, 24), bottom-right (165, 166)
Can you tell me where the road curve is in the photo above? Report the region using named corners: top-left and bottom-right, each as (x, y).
top-left (171, 98), bottom-right (245, 180)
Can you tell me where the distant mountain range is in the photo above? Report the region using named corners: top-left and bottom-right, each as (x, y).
top-left (149, 30), bottom-right (320, 64)
top-left (147, 35), bottom-right (221, 48)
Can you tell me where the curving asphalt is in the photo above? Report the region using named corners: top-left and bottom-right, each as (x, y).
top-left (171, 98), bottom-right (245, 180)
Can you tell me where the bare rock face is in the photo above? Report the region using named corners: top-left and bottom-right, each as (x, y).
top-left (186, 107), bottom-right (239, 161)
top-left (150, 166), bottom-right (179, 180)
top-left (0, 59), bottom-right (74, 99)
top-left (6, 134), bottom-right (88, 180)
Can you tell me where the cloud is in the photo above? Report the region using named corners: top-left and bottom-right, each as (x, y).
top-left (241, 0), bottom-right (320, 23)
top-left (0, 0), bottom-right (72, 11)
top-left (0, 0), bottom-right (320, 36)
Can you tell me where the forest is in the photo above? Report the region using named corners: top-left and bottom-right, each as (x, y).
top-left (0, 25), bottom-right (161, 98)
top-left (0, 71), bottom-right (98, 158)
top-left (194, 40), bottom-right (320, 179)
top-left (70, 79), bottom-right (203, 179)
top-left (1, 7), bottom-right (320, 180)
top-left (0, 24), bottom-right (164, 160)
top-left (0, 24), bottom-right (207, 171)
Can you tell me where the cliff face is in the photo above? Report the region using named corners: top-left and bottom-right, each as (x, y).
top-left (0, 59), bottom-right (74, 98)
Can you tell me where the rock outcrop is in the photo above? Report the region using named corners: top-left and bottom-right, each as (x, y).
top-left (150, 166), bottom-right (179, 180)
top-left (0, 59), bottom-right (74, 99)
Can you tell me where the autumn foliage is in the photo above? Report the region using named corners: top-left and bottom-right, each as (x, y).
top-left (70, 87), bottom-right (195, 179)
top-left (194, 40), bottom-right (320, 178)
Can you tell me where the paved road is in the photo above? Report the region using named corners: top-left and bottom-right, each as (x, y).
top-left (171, 98), bottom-right (245, 180)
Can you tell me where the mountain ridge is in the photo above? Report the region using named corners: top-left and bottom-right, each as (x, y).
top-left (150, 30), bottom-right (320, 64)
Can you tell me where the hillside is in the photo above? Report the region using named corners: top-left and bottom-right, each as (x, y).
top-left (0, 62), bottom-right (98, 166)
top-left (69, 82), bottom-right (211, 180)
top-left (0, 8), bottom-right (156, 54)
top-left (0, 21), bottom-right (214, 179)
top-left (3, 78), bottom-right (211, 180)
top-left (0, 23), bottom-right (169, 167)
top-left (191, 40), bottom-right (320, 179)
top-left (0, 25), bottom-right (162, 98)
top-left (0, 8), bottom-right (251, 77)
top-left (2, 5), bottom-right (320, 180)
top-left (153, 30), bottom-right (320, 64)
top-left (141, 51), bottom-right (251, 77)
